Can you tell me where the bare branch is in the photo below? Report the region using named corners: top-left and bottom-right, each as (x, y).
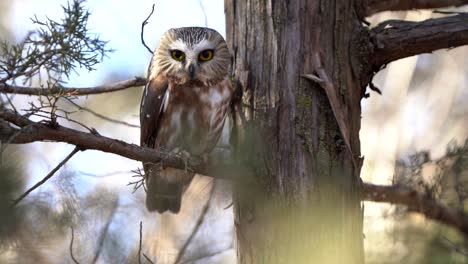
top-left (362, 182), bottom-right (468, 236)
top-left (0, 108), bottom-right (242, 180)
top-left (92, 199), bottom-right (119, 264)
top-left (179, 246), bottom-right (233, 264)
top-left (137, 221), bottom-right (155, 264)
top-left (141, 4), bottom-right (155, 55)
top-left (365, 0), bottom-right (468, 16)
top-left (70, 227), bottom-right (81, 264)
top-left (63, 97), bottom-right (139, 128)
top-left (143, 254), bottom-right (155, 264)
top-left (198, 0), bottom-right (208, 27)
top-left (138, 221), bottom-right (143, 264)
top-left (11, 147), bottom-right (80, 207)
top-left (0, 77), bottom-right (146, 96)
top-left (173, 181), bottom-right (216, 264)
top-left (370, 13), bottom-right (468, 68)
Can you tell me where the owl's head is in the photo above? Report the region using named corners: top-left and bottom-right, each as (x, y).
top-left (151, 27), bottom-right (230, 85)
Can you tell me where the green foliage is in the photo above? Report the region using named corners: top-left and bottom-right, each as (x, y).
top-left (0, 0), bottom-right (112, 85)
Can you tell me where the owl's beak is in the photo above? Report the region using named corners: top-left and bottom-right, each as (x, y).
top-left (188, 64), bottom-right (195, 79)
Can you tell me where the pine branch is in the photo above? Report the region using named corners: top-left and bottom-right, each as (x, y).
top-left (365, 0), bottom-right (468, 16)
top-left (362, 182), bottom-right (468, 236)
top-left (370, 13), bottom-right (468, 68)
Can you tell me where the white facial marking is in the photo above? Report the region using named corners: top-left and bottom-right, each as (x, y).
top-left (193, 39), bottom-right (214, 53)
top-left (169, 39), bottom-right (189, 52)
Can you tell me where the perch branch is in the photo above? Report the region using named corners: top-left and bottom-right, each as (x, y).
top-left (0, 77), bottom-right (147, 96)
top-left (0, 108), bottom-right (241, 180)
top-left (365, 0), bottom-right (468, 16)
top-left (370, 13), bottom-right (468, 67)
top-left (362, 182), bottom-right (468, 237)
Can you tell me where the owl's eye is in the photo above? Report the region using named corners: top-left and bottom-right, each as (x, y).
top-left (171, 50), bottom-right (185, 61)
top-left (198, 49), bottom-right (214, 62)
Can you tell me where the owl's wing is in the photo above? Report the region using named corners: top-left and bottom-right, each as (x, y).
top-left (140, 74), bottom-right (168, 148)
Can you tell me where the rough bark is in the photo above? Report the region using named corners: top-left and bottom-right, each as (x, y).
top-left (225, 0), bottom-right (365, 263)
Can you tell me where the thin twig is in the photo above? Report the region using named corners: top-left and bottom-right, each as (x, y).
top-left (138, 221), bottom-right (143, 264)
top-left (143, 254), bottom-right (155, 264)
top-left (441, 235), bottom-right (468, 256)
top-left (70, 227), bottom-right (80, 264)
top-left (141, 4), bottom-right (155, 55)
top-left (179, 245), bottom-right (233, 264)
top-left (11, 147), bottom-right (81, 207)
top-left (198, 0), bottom-right (208, 27)
top-left (92, 199), bottom-right (119, 264)
top-left (173, 181), bottom-right (217, 264)
top-left (78, 170), bottom-right (133, 178)
top-left (63, 97), bottom-right (139, 128)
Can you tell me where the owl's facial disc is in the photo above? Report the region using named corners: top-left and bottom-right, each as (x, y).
top-left (153, 28), bottom-right (229, 85)
top-left (169, 41), bottom-right (216, 82)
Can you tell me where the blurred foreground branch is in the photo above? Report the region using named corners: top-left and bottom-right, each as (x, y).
top-left (370, 13), bottom-right (468, 67)
top-left (362, 182), bottom-right (468, 236)
top-left (365, 0), bottom-right (468, 16)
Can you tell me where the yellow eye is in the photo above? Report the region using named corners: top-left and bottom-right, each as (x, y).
top-left (171, 50), bottom-right (185, 61)
top-left (198, 49), bottom-right (214, 61)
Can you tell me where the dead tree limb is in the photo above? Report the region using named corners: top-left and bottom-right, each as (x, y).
top-left (365, 0), bottom-right (468, 16)
top-left (0, 77), bottom-right (146, 96)
top-left (362, 182), bottom-right (468, 236)
top-left (370, 13), bottom-right (468, 68)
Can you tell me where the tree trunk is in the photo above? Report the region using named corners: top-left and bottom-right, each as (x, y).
top-left (225, 0), bottom-right (366, 263)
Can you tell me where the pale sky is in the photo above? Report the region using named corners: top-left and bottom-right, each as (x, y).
top-left (9, 0), bottom-right (226, 86)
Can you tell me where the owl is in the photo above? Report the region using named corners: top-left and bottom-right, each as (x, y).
top-left (140, 27), bottom-right (232, 213)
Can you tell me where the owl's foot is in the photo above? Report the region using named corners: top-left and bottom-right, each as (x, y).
top-left (170, 148), bottom-right (203, 172)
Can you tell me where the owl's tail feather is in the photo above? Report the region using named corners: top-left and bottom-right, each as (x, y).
top-left (145, 167), bottom-right (193, 214)
top-left (146, 179), bottom-right (183, 213)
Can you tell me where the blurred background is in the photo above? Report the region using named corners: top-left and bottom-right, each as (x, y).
top-left (0, 1), bottom-right (467, 263)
